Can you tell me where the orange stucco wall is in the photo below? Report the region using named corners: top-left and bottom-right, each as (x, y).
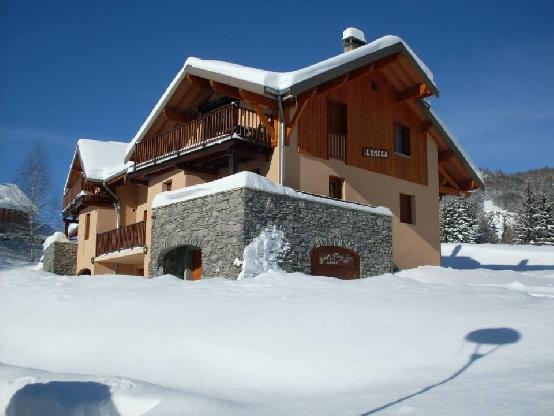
top-left (281, 128), bottom-right (440, 269)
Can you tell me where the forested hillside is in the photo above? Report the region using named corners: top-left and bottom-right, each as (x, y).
top-left (478, 167), bottom-right (554, 212)
top-left (440, 167), bottom-right (554, 244)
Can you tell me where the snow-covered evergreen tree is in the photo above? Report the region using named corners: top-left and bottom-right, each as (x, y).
top-left (536, 188), bottom-right (554, 245)
top-left (476, 212), bottom-right (499, 244)
top-left (513, 182), bottom-right (541, 245)
top-left (440, 196), bottom-right (478, 243)
top-left (500, 214), bottom-right (515, 244)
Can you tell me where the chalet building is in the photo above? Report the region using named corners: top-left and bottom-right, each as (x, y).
top-left (61, 28), bottom-right (482, 279)
top-left (0, 183), bottom-right (33, 231)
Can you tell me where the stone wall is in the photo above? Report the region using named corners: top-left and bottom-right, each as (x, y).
top-left (150, 190), bottom-right (246, 277)
top-left (242, 189), bottom-right (392, 276)
top-left (43, 242), bottom-right (77, 275)
top-left (150, 187), bottom-right (392, 278)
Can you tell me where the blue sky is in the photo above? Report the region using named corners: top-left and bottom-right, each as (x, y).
top-left (1, 0), bottom-right (553, 199)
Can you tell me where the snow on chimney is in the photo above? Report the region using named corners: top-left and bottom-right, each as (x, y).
top-left (342, 27), bottom-right (367, 52)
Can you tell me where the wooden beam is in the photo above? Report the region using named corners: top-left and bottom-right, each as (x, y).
top-left (248, 100), bottom-right (276, 140)
top-left (164, 106), bottom-right (196, 123)
top-left (438, 165), bottom-right (460, 190)
top-left (460, 179), bottom-right (478, 191)
top-left (439, 185), bottom-right (461, 196)
top-left (348, 63), bottom-right (375, 82)
top-left (438, 150), bottom-right (455, 163)
top-left (236, 147), bottom-right (272, 162)
top-left (397, 83), bottom-right (432, 103)
top-left (285, 90), bottom-right (315, 145)
top-left (373, 53), bottom-right (400, 70)
top-left (176, 162), bottom-right (219, 175)
top-left (316, 73), bottom-right (350, 95)
top-left (421, 121), bottom-right (433, 134)
top-left (239, 89), bottom-right (277, 111)
top-left (228, 146), bottom-right (237, 175)
top-left (186, 74), bottom-right (211, 89)
top-left (210, 80), bottom-right (241, 100)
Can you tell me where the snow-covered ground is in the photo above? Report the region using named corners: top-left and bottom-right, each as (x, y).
top-left (1, 244), bottom-right (553, 415)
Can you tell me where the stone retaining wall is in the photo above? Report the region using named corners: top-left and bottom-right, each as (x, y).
top-left (43, 241), bottom-right (77, 275)
top-left (150, 187), bottom-right (392, 278)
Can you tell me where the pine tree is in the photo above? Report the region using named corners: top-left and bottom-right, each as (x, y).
top-left (536, 189), bottom-right (554, 245)
top-left (500, 213), bottom-right (515, 244)
top-left (476, 212), bottom-right (499, 244)
top-left (440, 196), bottom-right (478, 243)
top-left (513, 182), bottom-right (540, 245)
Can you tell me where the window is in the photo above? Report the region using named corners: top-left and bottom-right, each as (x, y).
top-left (395, 124), bottom-right (411, 157)
top-left (163, 180), bottom-right (172, 192)
top-left (327, 101), bottom-right (347, 160)
top-left (143, 210), bottom-right (147, 223)
top-left (329, 176), bottom-right (344, 200)
top-left (327, 101), bottom-right (347, 135)
top-left (84, 213), bottom-right (90, 240)
top-left (399, 194), bottom-right (415, 224)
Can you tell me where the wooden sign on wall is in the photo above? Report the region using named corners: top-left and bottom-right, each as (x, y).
top-left (311, 246), bottom-right (360, 280)
top-left (363, 147), bottom-right (389, 159)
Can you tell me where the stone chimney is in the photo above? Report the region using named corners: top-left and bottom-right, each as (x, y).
top-left (342, 27), bottom-right (367, 52)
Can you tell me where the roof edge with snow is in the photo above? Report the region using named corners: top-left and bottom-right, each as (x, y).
top-left (64, 139), bottom-right (132, 191)
top-left (417, 101), bottom-right (484, 189)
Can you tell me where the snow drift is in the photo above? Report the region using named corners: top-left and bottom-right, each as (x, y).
top-left (0, 244), bottom-right (553, 415)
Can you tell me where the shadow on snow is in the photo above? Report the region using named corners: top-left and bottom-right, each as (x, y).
top-left (6, 381), bottom-right (120, 416)
top-left (441, 244), bottom-right (554, 271)
top-left (360, 327), bottom-right (521, 415)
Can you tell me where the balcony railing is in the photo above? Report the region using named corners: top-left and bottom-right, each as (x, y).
top-left (95, 220), bottom-right (146, 257)
top-left (328, 131), bottom-right (346, 161)
top-left (63, 177), bottom-right (101, 210)
top-left (133, 104), bottom-right (272, 165)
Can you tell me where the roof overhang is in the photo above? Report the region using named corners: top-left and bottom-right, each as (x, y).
top-left (417, 100), bottom-right (484, 190)
top-left (125, 35), bottom-right (438, 163)
top-left (286, 42), bottom-right (438, 97)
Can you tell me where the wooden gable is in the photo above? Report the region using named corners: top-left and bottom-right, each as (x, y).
top-left (298, 71), bottom-right (429, 186)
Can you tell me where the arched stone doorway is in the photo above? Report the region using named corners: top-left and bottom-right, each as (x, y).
top-left (77, 268), bottom-right (91, 275)
top-left (311, 246), bottom-right (360, 279)
top-left (162, 245), bottom-right (202, 280)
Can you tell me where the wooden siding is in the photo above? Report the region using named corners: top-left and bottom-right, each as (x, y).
top-left (297, 72), bottom-right (428, 185)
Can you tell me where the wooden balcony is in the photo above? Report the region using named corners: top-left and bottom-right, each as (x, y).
top-left (328, 131), bottom-right (346, 161)
top-left (63, 177), bottom-right (103, 212)
top-left (133, 104), bottom-right (272, 166)
top-left (95, 220), bottom-right (146, 257)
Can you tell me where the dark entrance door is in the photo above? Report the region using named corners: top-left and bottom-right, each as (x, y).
top-left (163, 245), bottom-right (202, 280)
top-left (311, 246), bottom-right (360, 279)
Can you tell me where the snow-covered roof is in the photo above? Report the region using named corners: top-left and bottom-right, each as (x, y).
top-left (78, 139), bottom-right (132, 182)
top-left (153, 171), bottom-right (392, 216)
top-left (416, 101), bottom-right (484, 188)
top-left (64, 139), bottom-right (132, 189)
top-left (43, 231), bottom-right (70, 251)
top-left (0, 183), bottom-right (35, 213)
top-left (125, 35), bottom-right (437, 162)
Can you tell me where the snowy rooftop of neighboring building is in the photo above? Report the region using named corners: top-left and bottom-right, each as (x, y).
top-left (125, 34), bottom-right (437, 161)
top-left (64, 139), bottom-right (132, 189)
top-left (0, 183), bottom-right (35, 213)
top-left (152, 171), bottom-right (392, 216)
top-left (77, 139), bottom-right (132, 182)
